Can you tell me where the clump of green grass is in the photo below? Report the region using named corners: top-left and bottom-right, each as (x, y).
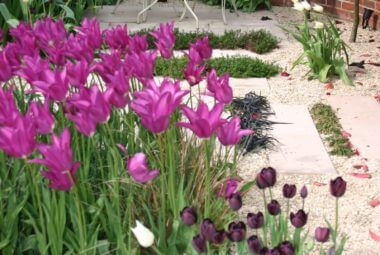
top-left (154, 56), bottom-right (280, 78)
top-left (136, 29), bottom-right (279, 54)
top-left (310, 103), bottom-right (354, 157)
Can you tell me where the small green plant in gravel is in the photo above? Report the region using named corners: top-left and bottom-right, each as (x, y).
top-left (154, 56), bottom-right (280, 78)
top-left (137, 29), bottom-right (279, 54)
top-left (310, 103), bottom-right (354, 157)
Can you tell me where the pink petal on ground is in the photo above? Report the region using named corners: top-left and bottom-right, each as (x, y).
top-left (354, 148), bottom-right (360, 156)
top-left (353, 164), bottom-right (363, 169)
top-left (369, 230), bottom-right (380, 242)
top-left (360, 54), bottom-right (371, 57)
top-left (369, 197), bottom-right (380, 208)
top-left (349, 172), bottom-right (372, 179)
top-left (362, 165), bottom-right (369, 172)
top-left (341, 131), bottom-right (351, 138)
top-left (313, 181), bottom-right (326, 186)
top-left (324, 82), bottom-right (334, 89)
top-left (375, 95), bottom-right (380, 103)
top-left (280, 71), bottom-right (290, 77)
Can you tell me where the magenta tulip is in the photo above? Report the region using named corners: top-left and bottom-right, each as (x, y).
top-left (216, 117), bottom-right (253, 145)
top-left (0, 86), bottom-right (19, 126)
top-left (183, 62), bottom-right (205, 86)
top-left (127, 152), bottom-right (159, 183)
top-left (66, 60), bottom-right (92, 88)
top-left (192, 36), bottom-right (212, 60)
top-left (27, 101), bottom-right (55, 134)
top-left (75, 18), bottom-right (102, 50)
top-left (95, 50), bottom-right (123, 83)
top-left (206, 69), bottom-right (233, 104)
top-left (17, 56), bottom-right (50, 84)
top-left (0, 51), bottom-right (12, 82)
top-left (218, 177), bottom-right (239, 199)
top-left (177, 101), bottom-right (225, 138)
top-left (126, 51), bottom-right (157, 85)
top-left (30, 68), bottom-right (69, 101)
top-left (150, 21), bottom-right (175, 59)
top-left (103, 24), bottom-right (129, 50)
top-left (65, 34), bottom-right (94, 64)
top-left (29, 128), bottom-right (80, 191)
top-left (104, 68), bottom-right (130, 108)
top-left (128, 34), bottom-right (148, 53)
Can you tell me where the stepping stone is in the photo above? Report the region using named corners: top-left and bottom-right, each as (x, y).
top-left (269, 104), bottom-right (336, 174)
top-left (327, 96), bottom-right (380, 160)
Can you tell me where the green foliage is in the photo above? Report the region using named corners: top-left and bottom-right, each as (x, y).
top-left (136, 28), bottom-right (279, 54)
top-left (203, 0), bottom-right (272, 12)
top-left (310, 103), bottom-right (354, 156)
top-left (154, 56), bottom-right (280, 78)
top-left (286, 14), bottom-right (352, 85)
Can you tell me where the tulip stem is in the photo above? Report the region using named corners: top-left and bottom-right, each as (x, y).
top-left (262, 189), bottom-right (268, 246)
top-left (151, 245), bottom-right (161, 255)
top-left (204, 140), bottom-right (211, 217)
top-left (335, 197), bottom-right (339, 244)
top-left (285, 199), bottom-right (290, 240)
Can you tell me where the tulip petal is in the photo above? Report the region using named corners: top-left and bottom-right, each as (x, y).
top-left (369, 230), bottom-right (380, 242)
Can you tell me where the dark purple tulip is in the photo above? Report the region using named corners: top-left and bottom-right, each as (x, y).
top-left (290, 209), bottom-right (308, 228)
top-left (282, 184), bottom-right (296, 199)
top-left (300, 185), bottom-right (308, 199)
top-left (278, 241), bottom-right (295, 255)
top-left (247, 235), bottom-right (262, 254)
top-left (200, 219), bottom-right (216, 241)
top-left (330, 177), bottom-right (347, 197)
top-left (192, 234), bottom-right (206, 253)
top-left (256, 167), bottom-right (276, 189)
top-left (229, 193), bottom-right (242, 211)
top-left (315, 227), bottom-right (330, 243)
top-left (260, 247), bottom-right (269, 254)
top-left (227, 221), bottom-right (246, 242)
top-left (263, 248), bottom-right (281, 255)
top-left (267, 200), bottom-right (281, 216)
top-left (180, 207), bottom-right (197, 226)
top-left (211, 229), bottom-right (226, 244)
top-left (247, 212), bottom-right (264, 229)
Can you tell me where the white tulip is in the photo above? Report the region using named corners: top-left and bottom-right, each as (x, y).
top-left (313, 4), bottom-right (324, 13)
top-left (301, 1), bottom-right (312, 11)
top-left (293, 2), bottom-right (305, 12)
top-left (291, 0), bottom-right (299, 3)
top-left (131, 220), bottom-right (155, 248)
top-left (314, 21), bottom-right (324, 29)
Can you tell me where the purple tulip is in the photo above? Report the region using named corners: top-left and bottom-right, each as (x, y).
top-left (76, 18), bottom-right (102, 50)
top-left (216, 117), bottom-right (253, 146)
top-left (300, 185), bottom-right (308, 199)
top-left (9, 22), bottom-right (37, 58)
top-left (0, 86), bottom-right (19, 126)
top-left (211, 229), bottom-right (226, 244)
top-left (267, 200), bottom-right (281, 216)
top-left (228, 193), bottom-right (242, 211)
top-left (0, 115), bottom-right (36, 158)
top-left (126, 51), bottom-right (157, 85)
top-left (278, 241), bottom-right (295, 255)
top-left (227, 221), bottom-right (246, 242)
top-left (263, 248), bottom-right (281, 255)
top-left (65, 34), bottom-right (94, 63)
top-left (30, 68), bottom-right (69, 101)
top-left (290, 209), bottom-right (308, 228)
top-left (66, 85), bottom-right (111, 136)
top-left (192, 234), bottom-right (206, 253)
top-left (177, 101), bottom-right (226, 138)
top-left (29, 128), bottom-right (80, 191)
top-left (95, 50), bottom-right (123, 83)
top-left (104, 68), bottom-right (130, 108)
top-left (150, 21), bottom-right (175, 59)
top-left (127, 152), bottom-right (159, 183)
top-left (200, 219), bottom-right (216, 241)
top-left (315, 227), bottom-right (330, 243)
top-left (218, 177), bottom-right (239, 199)
top-left (66, 60), bottom-right (92, 88)
top-left (27, 101), bottom-right (55, 135)
top-left (17, 56), bottom-right (51, 84)
top-left (131, 79), bottom-right (188, 133)
top-left (180, 207), bottom-right (197, 226)
top-left (206, 70), bottom-right (233, 104)
top-left (103, 24), bottom-right (129, 50)
top-left (330, 177), bottom-right (347, 197)
top-left (282, 184), bottom-right (297, 199)
top-left (187, 46), bottom-right (203, 65)
top-left (190, 36), bottom-right (212, 62)
top-left (128, 34), bottom-right (148, 53)
top-left (183, 62), bottom-right (205, 86)
top-left (0, 51), bottom-right (12, 82)
top-left (247, 235), bottom-right (262, 254)
top-left (247, 212), bottom-right (264, 229)
top-left (256, 167), bottom-right (277, 189)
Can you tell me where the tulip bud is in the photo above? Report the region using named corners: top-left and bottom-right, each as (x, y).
top-left (247, 235), bottom-right (262, 254)
top-left (267, 200), bottom-right (281, 216)
top-left (293, 2), bottom-right (305, 12)
top-left (279, 241), bottom-right (295, 255)
top-left (211, 229), bottom-right (226, 244)
top-left (300, 185), bottom-right (308, 199)
top-left (192, 234), bottom-right (207, 253)
top-left (229, 193), bottom-right (242, 211)
top-left (131, 220), bottom-right (155, 248)
top-left (330, 177), bottom-right (347, 197)
top-left (282, 184), bottom-right (297, 199)
top-left (256, 167), bottom-right (276, 189)
top-left (200, 219), bottom-right (216, 241)
top-left (314, 21), bottom-right (325, 29)
top-left (227, 221), bottom-right (246, 242)
top-left (180, 207), bottom-right (197, 226)
top-left (264, 248), bottom-right (281, 255)
top-left (290, 209), bottom-right (308, 228)
top-left (313, 4), bottom-right (324, 13)
top-left (301, 1), bottom-right (311, 10)
top-left (247, 212), bottom-right (264, 229)
top-left (315, 227), bottom-right (330, 242)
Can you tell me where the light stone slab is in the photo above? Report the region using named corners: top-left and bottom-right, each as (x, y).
top-left (327, 96), bottom-right (380, 160)
top-left (269, 104), bottom-right (336, 174)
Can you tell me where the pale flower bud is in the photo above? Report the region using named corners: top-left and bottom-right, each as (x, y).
top-left (131, 220), bottom-right (155, 248)
top-left (313, 4), bottom-right (324, 13)
top-left (314, 21), bottom-right (324, 29)
top-left (301, 1), bottom-right (312, 11)
top-left (293, 2), bottom-right (305, 12)
top-left (291, 0), bottom-right (300, 3)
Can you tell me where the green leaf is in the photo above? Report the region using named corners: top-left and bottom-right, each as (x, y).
top-left (239, 180), bottom-right (256, 194)
top-left (318, 64), bottom-right (332, 82)
top-left (59, 4), bottom-right (76, 21)
top-left (0, 3), bottom-right (19, 28)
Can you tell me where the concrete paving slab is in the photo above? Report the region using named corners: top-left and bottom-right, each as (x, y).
top-left (269, 104), bottom-right (336, 174)
top-left (327, 96), bottom-right (380, 160)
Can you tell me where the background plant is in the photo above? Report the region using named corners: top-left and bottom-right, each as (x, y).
top-left (202, 0), bottom-right (271, 12)
top-left (285, 1), bottom-right (352, 85)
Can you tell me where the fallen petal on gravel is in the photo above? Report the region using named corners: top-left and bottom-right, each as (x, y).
top-left (341, 131), bottom-right (352, 138)
top-left (324, 83), bottom-right (334, 89)
top-left (313, 181), bottom-right (326, 186)
top-left (349, 173), bottom-right (372, 179)
top-left (369, 230), bottom-right (380, 242)
top-left (281, 71), bottom-right (290, 77)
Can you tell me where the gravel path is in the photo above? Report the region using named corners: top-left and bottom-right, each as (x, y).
top-left (237, 7), bottom-right (380, 255)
